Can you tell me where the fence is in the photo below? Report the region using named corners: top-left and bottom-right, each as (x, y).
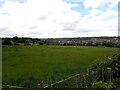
top-left (3, 67), bottom-right (113, 89)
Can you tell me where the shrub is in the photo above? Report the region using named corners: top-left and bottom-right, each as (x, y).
top-left (90, 54), bottom-right (120, 88)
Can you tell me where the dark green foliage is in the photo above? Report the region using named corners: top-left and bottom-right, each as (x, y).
top-left (112, 78), bottom-right (120, 88)
top-left (38, 40), bottom-right (44, 45)
top-left (45, 39), bottom-right (54, 45)
top-left (89, 54), bottom-right (120, 88)
top-left (24, 39), bottom-right (33, 46)
top-left (32, 38), bottom-right (40, 44)
top-left (2, 36), bottom-right (119, 47)
top-left (2, 38), bottom-right (13, 45)
top-left (92, 81), bottom-right (115, 88)
top-left (12, 36), bottom-right (19, 43)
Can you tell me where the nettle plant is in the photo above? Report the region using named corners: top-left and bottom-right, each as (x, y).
top-left (92, 81), bottom-right (114, 88)
top-left (89, 54), bottom-right (120, 88)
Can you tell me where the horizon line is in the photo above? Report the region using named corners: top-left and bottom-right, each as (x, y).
top-left (1, 35), bottom-right (119, 39)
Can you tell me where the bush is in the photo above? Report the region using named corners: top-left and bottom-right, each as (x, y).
top-left (90, 54), bottom-right (120, 88)
top-left (92, 81), bottom-right (114, 88)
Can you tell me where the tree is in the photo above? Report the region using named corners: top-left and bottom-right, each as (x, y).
top-left (88, 40), bottom-right (93, 46)
top-left (102, 41), bottom-right (107, 46)
top-left (38, 41), bottom-right (44, 45)
top-left (54, 41), bottom-right (60, 45)
top-left (32, 39), bottom-right (40, 44)
top-left (12, 36), bottom-right (19, 43)
top-left (46, 39), bottom-right (54, 45)
top-left (24, 39), bottom-right (33, 45)
top-left (2, 38), bottom-right (13, 45)
top-left (17, 39), bottom-right (26, 43)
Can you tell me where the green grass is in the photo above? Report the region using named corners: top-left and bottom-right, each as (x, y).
top-left (2, 46), bottom-right (118, 88)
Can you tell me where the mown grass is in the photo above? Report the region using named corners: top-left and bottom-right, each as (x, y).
top-left (2, 46), bottom-right (118, 88)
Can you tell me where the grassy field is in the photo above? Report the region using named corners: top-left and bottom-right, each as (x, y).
top-left (2, 46), bottom-right (118, 88)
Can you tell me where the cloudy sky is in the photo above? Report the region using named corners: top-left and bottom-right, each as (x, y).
top-left (0, 0), bottom-right (119, 38)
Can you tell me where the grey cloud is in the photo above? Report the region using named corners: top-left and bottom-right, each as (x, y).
top-left (0, 27), bottom-right (15, 36)
top-left (29, 26), bottom-right (37, 29)
top-left (27, 32), bottom-right (43, 36)
top-left (63, 23), bottom-right (76, 31)
top-left (76, 29), bottom-right (100, 33)
top-left (18, 32), bottom-right (43, 38)
top-left (39, 15), bottom-right (47, 20)
top-left (63, 0), bottom-right (83, 3)
top-left (52, 19), bottom-right (57, 22)
top-left (63, 20), bottom-right (80, 31)
top-left (30, 32), bottom-right (42, 35)
top-left (62, 11), bottom-right (69, 14)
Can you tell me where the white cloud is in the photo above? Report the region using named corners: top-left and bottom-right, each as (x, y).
top-left (67, 3), bottom-right (79, 7)
top-left (97, 10), bottom-right (117, 21)
top-left (89, 9), bottom-right (102, 17)
top-left (84, 0), bottom-right (119, 9)
top-left (108, 0), bottom-right (119, 9)
top-left (75, 14), bottom-right (118, 37)
top-left (75, 7), bottom-right (118, 37)
top-left (84, 0), bottom-right (108, 8)
top-left (0, 0), bottom-right (118, 38)
top-left (0, 0), bottom-right (81, 38)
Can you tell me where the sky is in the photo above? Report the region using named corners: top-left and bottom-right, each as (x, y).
top-left (0, 0), bottom-right (119, 38)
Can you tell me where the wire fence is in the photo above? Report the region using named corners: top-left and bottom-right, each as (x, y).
top-left (2, 85), bottom-right (30, 89)
top-left (3, 68), bottom-right (112, 89)
top-left (44, 73), bottom-right (80, 88)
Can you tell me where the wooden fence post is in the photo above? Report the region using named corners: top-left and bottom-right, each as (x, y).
top-left (102, 68), bottom-right (104, 82)
top-left (86, 68), bottom-right (89, 88)
top-left (38, 81), bottom-right (44, 90)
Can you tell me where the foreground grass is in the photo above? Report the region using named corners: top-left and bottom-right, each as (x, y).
top-left (2, 46), bottom-right (118, 88)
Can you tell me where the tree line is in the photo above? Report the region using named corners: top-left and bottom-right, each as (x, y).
top-left (1, 36), bottom-right (120, 47)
